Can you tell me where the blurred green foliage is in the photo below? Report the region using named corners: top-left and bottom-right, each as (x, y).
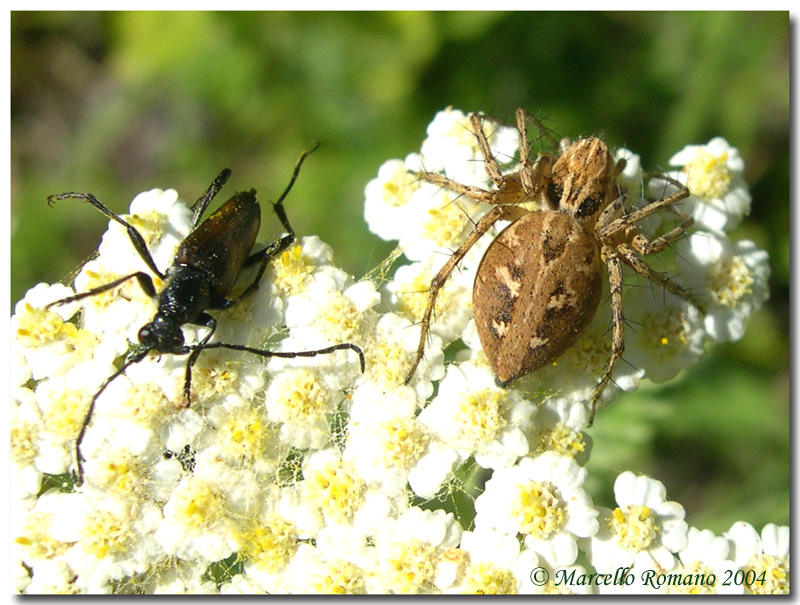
top-left (11, 12), bottom-right (789, 533)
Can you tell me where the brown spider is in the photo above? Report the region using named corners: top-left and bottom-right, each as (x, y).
top-left (404, 108), bottom-right (703, 423)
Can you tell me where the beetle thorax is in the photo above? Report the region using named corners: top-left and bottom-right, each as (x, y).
top-left (158, 265), bottom-right (213, 325)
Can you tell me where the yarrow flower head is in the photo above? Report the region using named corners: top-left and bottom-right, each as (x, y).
top-left (660, 137), bottom-right (751, 232)
top-left (676, 231), bottom-right (770, 342)
top-left (587, 471), bottom-right (688, 574)
top-left (725, 522), bottom-right (790, 594)
top-left (474, 452), bottom-right (599, 567)
top-left (11, 109), bottom-right (783, 594)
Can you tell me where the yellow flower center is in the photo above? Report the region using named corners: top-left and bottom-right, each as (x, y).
top-left (536, 423), bottom-right (586, 459)
top-left (686, 150), bottom-right (732, 200)
top-left (384, 539), bottom-right (437, 594)
top-left (423, 194), bottom-right (473, 248)
top-left (239, 515), bottom-right (298, 574)
top-left (312, 561), bottom-right (367, 594)
top-left (708, 255), bottom-right (754, 308)
top-left (456, 388), bottom-right (507, 448)
top-left (83, 510), bottom-right (134, 559)
top-left (305, 461), bottom-right (366, 524)
top-left (610, 505), bottom-right (659, 551)
top-left (745, 554), bottom-right (789, 595)
top-left (272, 245), bottom-right (317, 295)
top-left (513, 480), bottom-right (566, 539)
top-left (639, 306), bottom-right (691, 361)
top-left (382, 165), bottom-right (420, 208)
top-left (462, 561), bottom-right (517, 594)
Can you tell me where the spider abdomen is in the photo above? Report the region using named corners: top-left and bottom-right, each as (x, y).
top-left (473, 210), bottom-right (603, 386)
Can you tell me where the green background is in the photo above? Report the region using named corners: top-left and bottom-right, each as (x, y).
top-left (11, 12), bottom-right (789, 535)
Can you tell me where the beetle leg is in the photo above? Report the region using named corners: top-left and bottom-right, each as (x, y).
top-left (47, 192), bottom-right (165, 280)
top-left (190, 169), bottom-right (232, 228)
top-left (46, 271), bottom-right (157, 309)
top-left (219, 232), bottom-right (295, 309)
top-left (218, 142), bottom-right (319, 310)
top-left (204, 341), bottom-right (366, 374)
top-left (270, 141), bottom-right (320, 239)
top-left (182, 314), bottom-right (217, 405)
top-left (73, 347), bottom-right (148, 485)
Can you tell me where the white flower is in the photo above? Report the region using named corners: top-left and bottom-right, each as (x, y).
top-left (154, 463), bottom-right (260, 563)
top-left (362, 312), bottom-right (445, 401)
top-left (724, 522), bottom-right (789, 594)
top-left (375, 507), bottom-right (463, 593)
top-left (586, 471), bottom-right (688, 575)
top-left (284, 524), bottom-right (383, 593)
top-left (451, 527), bottom-right (540, 594)
top-left (11, 283), bottom-right (109, 381)
top-left (363, 157), bottom-right (425, 242)
top-left (109, 187), bottom-right (194, 272)
top-left (657, 527), bottom-right (742, 594)
top-left (677, 231), bottom-right (770, 341)
top-left (23, 559), bottom-right (82, 594)
top-left (661, 137), bottom-right (751, 232)
top-left (397, 181), bottom-right (490, 262)
top-left (623, 287), bottom-right (707, 383)
top-left (531, 396), bottom-right (593, 465)
top-left (418, 362), bottom-right (535, 469)
top-left (614, 147), bottom-right (644, 195)
top-left (63, 494), bottom-right (163, 592)
top-left (474, 452), bottom-right (598, 567)
top-left (264, 367), bottom-right (342, 449)
top-left (238, 510), bottom-right (300, 592)
top-left (283, 270), bottom-right (378, 349)
top-left (299, 448), bottom-right (369, 527)
top-left (420, 108), bottom-right (519, 184)
top-left (198, 394), bottom-right (282, 475)
top-left (10, 387), bottom-right (46, 498)
top-left (384, 256), bottom-right (473, 344)
top-left (268, 234), bottom-right (334, 297)
top-left (345, 383), bottom-right (430, 497)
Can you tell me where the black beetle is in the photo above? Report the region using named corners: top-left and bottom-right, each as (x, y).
top-left (46, 144), bottom-right (365, 484)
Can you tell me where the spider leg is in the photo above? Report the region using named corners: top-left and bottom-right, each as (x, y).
top-left (590, 247), bottom-right (626, 425)
top-left (515, 108), bottom-right (558, 208)
top-left (599, 177), bottom-right (690, 241)
top-left (614, 242), bottom-right (706, 311)
top-left (422, 172), bottom-right (501, 205)
top-left (516, 107), bottom-right (560, 148)
top-left (516, 108), bottom-right (534, 194)
top-left (626, 213), bottom-right (694, 256)
top-left (404, 204), bottom-right (510, 384)
top-left (469, 113), bottom-right (505, 185)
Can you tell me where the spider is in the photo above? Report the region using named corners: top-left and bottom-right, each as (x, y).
top-left (404, 108), bottom-right (703, 423)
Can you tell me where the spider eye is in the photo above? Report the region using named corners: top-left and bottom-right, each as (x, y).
top-left (575, 196), bottom-right (602, 218)
top-left (547, 181), bottom-right (562, 204)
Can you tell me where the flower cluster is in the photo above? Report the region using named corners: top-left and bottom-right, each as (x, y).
top-left (11, 109), bottom-right (784, 594)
